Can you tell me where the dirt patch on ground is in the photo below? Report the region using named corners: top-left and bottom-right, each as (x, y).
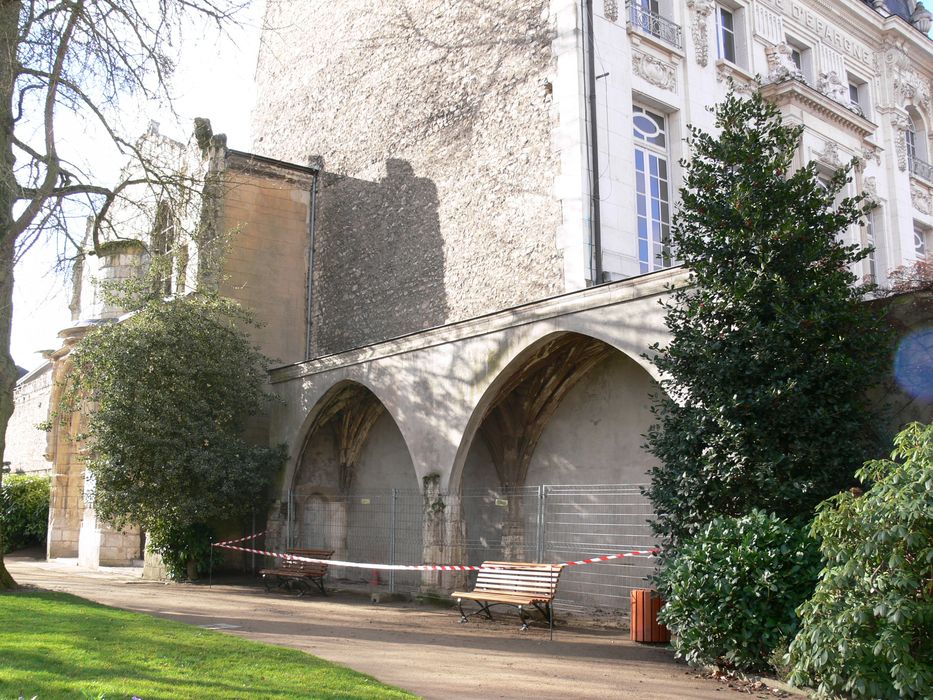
top-left (8, 554), bottom-right (770, 700)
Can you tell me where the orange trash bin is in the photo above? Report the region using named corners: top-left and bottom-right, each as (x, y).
top-left (630, 589), bottom-right (671, 643)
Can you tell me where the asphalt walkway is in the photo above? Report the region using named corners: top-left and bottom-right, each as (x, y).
top-left (8, 554), bottom-right (750, 700)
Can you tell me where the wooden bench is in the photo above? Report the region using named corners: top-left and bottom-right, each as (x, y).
top-left (452, 561), bottom-right (563, 637)
top-left (259, 548), bottom-right (334, 597)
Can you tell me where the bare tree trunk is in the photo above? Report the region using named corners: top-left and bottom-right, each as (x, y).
top-left (0, 0), bottom-right (22, 590)
top-left (0, 238), bottom-right (17, 589)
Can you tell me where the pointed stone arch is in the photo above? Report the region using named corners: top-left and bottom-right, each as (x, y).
top-left (448, 329), bottom-right (660, 493)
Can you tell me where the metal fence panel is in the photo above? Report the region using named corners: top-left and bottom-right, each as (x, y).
top-left (289, 483), bottom-right (657, 611)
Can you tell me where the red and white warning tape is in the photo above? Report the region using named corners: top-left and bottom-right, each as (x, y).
top-left (215, 531), bottom-right (266, 546)
top-left (562, 550), bottom-right (659, 566)
top-left (211, 541), bottom-right (659, 571)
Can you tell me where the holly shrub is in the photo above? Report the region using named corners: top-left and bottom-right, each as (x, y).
top-left (657, 509), bottom-right (821, 672)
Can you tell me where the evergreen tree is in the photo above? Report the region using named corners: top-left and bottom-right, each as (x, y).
top-left (645, 88), bottom-right (889, 546)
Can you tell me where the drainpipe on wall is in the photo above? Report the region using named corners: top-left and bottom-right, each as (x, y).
top-left (584, 0), bottom-right (603, 284)
top-left (305, 159), bottom-right (322, 360)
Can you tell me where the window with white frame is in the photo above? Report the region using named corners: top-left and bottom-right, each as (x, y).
top-left (633, 105), bottom-right (674, 273)
top-left (715, 3), bottom-right (748, 68)
top-left (862, 208), bottom-right (879, 282)
top-left (785, 37), bottom-right (812, 82)
top-left (847, 75), bottom-right (869, 117)
top-left (716, 6), bottom-right (737, 64)
top-left (906, 111), bottom-right (929, 161)
top-left (907, 117), bottom-right (919, 162)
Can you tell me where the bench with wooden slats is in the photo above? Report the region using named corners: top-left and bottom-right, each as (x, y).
top-left (452, 561), bottom-right (564, 636)
top-left (259, 548), bottom-right (334, 597)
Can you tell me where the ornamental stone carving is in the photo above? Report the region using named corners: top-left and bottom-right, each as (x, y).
top-left (884, 40), bottom-right (932, 116)
top-left (894, 71), bottom-right (932, 115)
top-left (716, 62), bottom-right (754, 93)
top-left (815, 140), bottom-right (842, 168)
top-left (893, 113), bottom-right (912, 171)
top-left (632, 51), bottom-right (676, 91)
top-left (604, 0), bottom-right (619, 22)
top-left (687, 0), bottom-right (714, 67)
top-left (862, 145), bottom-right (881, 167)
top-left (766, 43), bottom-right (803, 84)
top-left (911, 182), bottom-right (932, 215)
top-left (863, 176), bottom-right (878, 203)
top-left (817, 70), bottom-right (849, 107)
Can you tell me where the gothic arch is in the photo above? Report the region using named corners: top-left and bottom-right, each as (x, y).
top-left (448, 328), bottom-right (661, 492)
top-left (280, 377), bottom-right (415, 500)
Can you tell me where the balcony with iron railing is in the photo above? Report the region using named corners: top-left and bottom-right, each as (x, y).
top-left (909, 155), bottom-right (933, 184)
top-left (626, 2), bottom-right (682, 50)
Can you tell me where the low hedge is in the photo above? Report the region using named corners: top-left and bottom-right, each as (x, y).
top-left (0, 473), bottom-right (50, 553)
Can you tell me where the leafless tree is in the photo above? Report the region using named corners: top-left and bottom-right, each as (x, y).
top-left (0, 0), bottom-right (244, 589)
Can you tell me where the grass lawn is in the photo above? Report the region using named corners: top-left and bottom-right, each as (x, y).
top-left (0, 589), bottom-right (417, 700)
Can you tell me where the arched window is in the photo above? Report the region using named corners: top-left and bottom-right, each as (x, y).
top-left (906, 109), bottom-right (932, 181)
top-left (907, 110), bottom-right (928, 161)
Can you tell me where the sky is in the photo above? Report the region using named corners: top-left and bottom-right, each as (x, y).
top-left (11, 2), bottom-right (264, 372)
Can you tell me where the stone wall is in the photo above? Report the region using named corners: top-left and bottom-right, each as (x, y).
top-left (218, 159), bottom-right (312, 366)
top-left (7, 363), bottom-right (53, 475)
top-left (253, 1), bottom-right (566, 356)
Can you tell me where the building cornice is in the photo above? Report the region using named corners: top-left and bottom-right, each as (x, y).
top-left (269, 267), bottom-right (691, 384)
top-left (760, 78), bottom-right (879, 140)
top-left (225, 149), bottom-right (319, 185)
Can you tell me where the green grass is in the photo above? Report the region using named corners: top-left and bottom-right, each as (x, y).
top-left (0, 590), bottom-right (417, 700)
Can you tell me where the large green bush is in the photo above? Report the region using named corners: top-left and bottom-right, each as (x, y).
top-left (0, 474), bottom-right (50, 554)
top-left (788, 422), bottom-right (933, 699)
top-left (63, 293), bottom-right (286, 578)
top-left (657, 510), bottom-right (821, 672)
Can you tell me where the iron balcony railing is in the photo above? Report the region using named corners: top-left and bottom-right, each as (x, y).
top-left (627, 2), bottom-right (682, 50)
top-left (909, 155), bottom-right (933, 183)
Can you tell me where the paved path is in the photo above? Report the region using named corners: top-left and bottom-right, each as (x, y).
top-left (8, 555), bottom-right (741, 700)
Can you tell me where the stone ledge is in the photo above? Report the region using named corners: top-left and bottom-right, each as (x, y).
top-left (270, 267), bottom-right (688, 383)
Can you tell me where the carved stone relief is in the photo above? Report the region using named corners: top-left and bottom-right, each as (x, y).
top-left (632, 51), bottom-right (676, 91)
top-left (815, 140), bottom-right (842, 168)
top-left (817, 70), bottom-right (849, 107)
top-left (863, 176), bottom-right (878, 203)
top-left (716, 62), bottom-right (754, 93)
top-left (686, 0), bottom-right (714, 67)
top-left (883, 39), bottom-right (933, 118)
top-left (862, 145), bottom-right (881, 167)
top-left (911, 182), bottom-right (932, 215)
top-left (604, 0), bottom-right (619, 23)
top-left (766, 43), bottom-right (803, 84)
top-left (893, 113), bottom-right (911, 171)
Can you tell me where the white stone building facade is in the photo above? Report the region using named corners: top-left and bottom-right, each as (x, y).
top-left (559, 0), bottom-right (933, 285)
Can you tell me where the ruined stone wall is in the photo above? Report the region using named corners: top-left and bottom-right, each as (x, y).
top-left (253, 1), bottom-right (565, 356)
top-left (7, 364), bottom-right (53, 475)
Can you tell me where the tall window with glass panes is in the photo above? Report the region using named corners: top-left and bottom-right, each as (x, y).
top-left (633, 106), bottom-right (674, 273)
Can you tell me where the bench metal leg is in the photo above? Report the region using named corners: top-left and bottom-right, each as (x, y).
top-left (518, 605), bottom-right (528, 632)
top-left (458, 599), bottom-right (495, 623)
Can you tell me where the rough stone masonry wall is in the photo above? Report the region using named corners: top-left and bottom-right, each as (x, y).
top-left (253, 1), bottom-right (565, 355)
top-left (7, 365), bottom-right (53, 475)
